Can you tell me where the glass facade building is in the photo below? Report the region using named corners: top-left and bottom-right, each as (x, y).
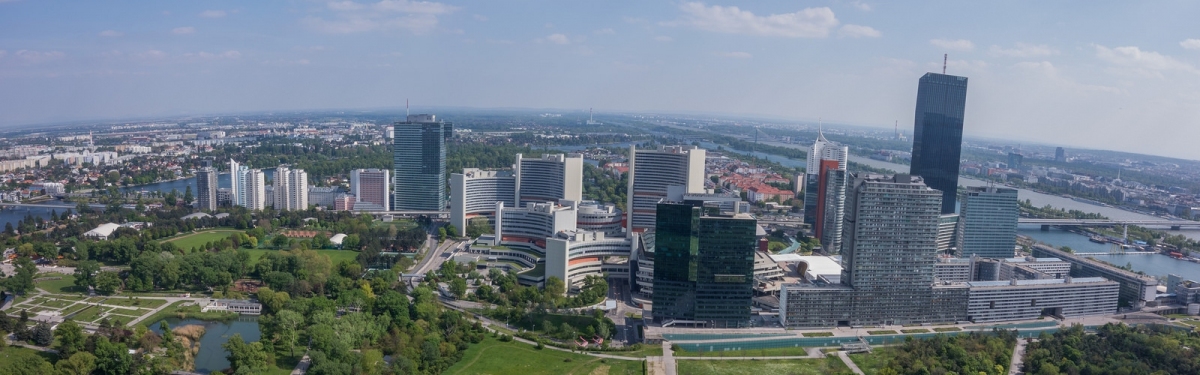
top-left (393, 114), bottom-right (453, 211)
top-left (652, 203), bottom-right (757, 327)
top-left (957, 186), bottom-right (1019, 258)
top-left (910, 73), bottom-right (968, 214)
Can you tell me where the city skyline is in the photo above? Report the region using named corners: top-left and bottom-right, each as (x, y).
top-left (2, 1), bottom-right (1200, 159)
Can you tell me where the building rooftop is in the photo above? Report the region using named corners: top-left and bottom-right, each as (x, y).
top-left (966, 277), bottom-right (1111, 288)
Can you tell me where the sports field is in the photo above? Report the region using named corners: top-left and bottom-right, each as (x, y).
top-left (163, 229), bottom-right (244, 250)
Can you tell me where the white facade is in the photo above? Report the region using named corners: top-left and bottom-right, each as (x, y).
top-left (351, 169), bottom-right (390, 211)
top-left (515, 153), bottom-right (584, 207)
top-left (273, 166), bottom-right (309, 211)
top-left (230, 159), bottom-right (249, 207)
top-left (245, 170), bottom-right (267, 211)
top-left (966, 277), bottom-right (1119, 322)
top-left (626, 145), bottom-right (706, 233)
top-left (450, 168), bottom-right (516, 232)
top-left (545, 230), bottom-right (633, 292)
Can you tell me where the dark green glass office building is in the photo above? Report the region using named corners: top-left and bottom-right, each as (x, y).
top-left (652, 203), bottom-right (757, 328)
top-left (393, 114), bottom-right (453, 211)
top-left (910, 72), bottom-right (968, 214)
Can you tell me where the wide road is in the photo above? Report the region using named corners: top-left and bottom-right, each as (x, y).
top-left (411, 236), bottom-right (463, 277)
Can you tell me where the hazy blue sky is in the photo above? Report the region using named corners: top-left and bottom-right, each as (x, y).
top-left (2, 1), bottom-right (1199, 158)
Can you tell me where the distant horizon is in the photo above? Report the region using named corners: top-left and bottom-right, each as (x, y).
top-left (4, 105), bottom-right (1196, 165)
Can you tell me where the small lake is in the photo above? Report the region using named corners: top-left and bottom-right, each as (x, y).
top-left (149, 317), bottom-right (261, 374)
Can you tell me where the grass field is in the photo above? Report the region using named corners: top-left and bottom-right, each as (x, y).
top-left (444, 336), bottom-right (643, 375)
top-left (900, 329), bottom-right (930, 333)
top-left (164, 229), bottom-right (244, 250)
top-left (676, 357), bottom-right (851, 375)
top-left (675, 346), bottom-right (813, 358)
top-left (933, 327), bottom-right (962, 332)
top-left (868, 330), bottom-right (898, 335)
top-left (802, 332), bottom-right (833, 337)
top-left (0, 347), bottom-right (57, 369)
top-left (243, 249), bottom-right (361, 265)
top-left (100, 297), bottom-right (166, 309)
top-left (849, 347), bottom-right (897, 375)
top-left (36, 275), bottom-right (87, 294)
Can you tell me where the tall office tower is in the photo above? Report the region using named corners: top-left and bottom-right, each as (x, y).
top-left (818, 167), bottom-right (847, 252)
top-left (910, 72), bottom-right (969, 214)
top-left (450, 168), bottom-right (516, 233)
top-left (651, 202), bottom-right (758, 328)
top-left (957, 186), bottom-right (1019, 258)
top-left (626, 145), bottom-right (706, 233)
top-left (803, 131), bottom-right (848, 236)
top-left (245, 169), bottom-right (267, 211)
top-left (394, 114), bottom-right (452, 211)
top-left (1007, 152), bottom-right (1024, 169)
top-left (1055, 147), bottom-right (1066, 163)
top-left (840, 174), bottom-right (945, 324)
top-left (230, 159), bottom-right (250, 207)
top-left (351, 168), bottom-right (390, 211)
top-left (515, 153), bottom-right (584, 206)
top-left (196, 167), bottom-right (218, 211)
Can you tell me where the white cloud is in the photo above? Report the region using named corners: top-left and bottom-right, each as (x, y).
top-left (1013, 61), bottom-right (1121, 94)
top-left (593, 28), bottom-right (615, 35)
top-left (717, 51), bottom-right (752, 59)
top-left (186, 50), bottom-right (242, 59)
top-left (838, 24), bottom-right (879, 38)
top-left (1181, 39), bottom-right (1200, 50)
top-left (14, 50), bottom-right (64, 63)
top-left (851, 1), bottom-right (871, 11)
top-left (98, 30), bottom-right (124, 37)
top-left (133, 49), bottom-right (167, 60)
top-left (304, 0), bottom-right (459, 34)
top-left (989, 43), bottom-right (1057, 57)
top-left (172, 26), bottom-right (195, 35)
top-left (199, 10), bottom-right (227, 18)
top-left (1094, 44), bottom-right (1197, 74)
top-left (473, 14), bottom-right (487, 21)
top-left (542, 33), bottom-right (570, 45)
top-left (654, 35), bottom-right (673, 42)
top-left (664, 2), bottom-right (839, 38)
top-left (929, 38), bottom-right (973, 51)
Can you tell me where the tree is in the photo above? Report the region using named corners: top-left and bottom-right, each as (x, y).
top-left (6, 257), bottom-right (37, 294)
top-left (257, 288), bottom-right (290, 314)
top-left (55, 352), bottom-right (98, 375)
top-left (183, 185), bottom-right (194, 206)
top-left (342, 234), bottom-right (361, 250)
top-left (224, 334), bottom-right (273, 374)
top-left (272, 234), bottom-right (290, 249)
top-left (311, 233), bottom-right (330, 249)
top-left (94, 271), bottom-right (123, 295)
top-left (544, 276), bottom-right (566, 300)
top-left (273, 310), bottom-right (305, 356)
top-left (94, 337), bottom-right (132, 375)
top-left (164, 191), bottom-right (177, 207)
top-left (450, 278), bottom-right (468, 299)
top-left (28, 322), bottom-right (53, 346)
top-left (74, 260), bottom-right (101, 289)
top-left (55, 320), bottom-right (87, 356)
top-left (6, 350), bottom-right (54, 375)
top-left (437, 227), bottom-right (447, 241)
top-left (445, 224), bottom-right (459, 238)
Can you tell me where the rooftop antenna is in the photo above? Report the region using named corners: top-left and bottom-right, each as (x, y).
top-left (406, 99), bottom-right (409, 118)
top-left (589, 108), bottom-right (593, 122)
top-left (943, 54), bottom-right (947, 74)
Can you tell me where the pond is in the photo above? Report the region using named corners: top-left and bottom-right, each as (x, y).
top-left (149, 317), bottom-right (261, 374)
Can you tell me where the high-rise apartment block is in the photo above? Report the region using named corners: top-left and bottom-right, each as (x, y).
top-left (1055, 147), bottom-right (1066, 162)
top-left (230, 159), bottom-right (249, 207)
top-left (245, 169), bottom-right (267, 211)
top-left (910, 72), bottom-right (969, 214)
top-left (351, 168), bottom-right (390, 211)
top-left (273, 166), bottom-right (309, 211)
top-left (651, 203), bottom-right (758, 328)
top-left (516, 153), bottom-right (584, 207)
top-left (957, 186), bottom-right (1019, 258)
top-left (394, 114), bottom-right (452, 211)
top-left (803, 131), bottom-right (848, 253)
top-left (626, 145), bottom-right (706, 233)
top-left (196, 167), bottom-right (218, 211)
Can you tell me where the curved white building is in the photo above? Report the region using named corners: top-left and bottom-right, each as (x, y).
top-left (450, 168), bottom-right (516, 231)
top-left (492, 201), bottom-right (577, 255)
top-left (516, 153), bottom-right (584, 206)
top-left (545, 230), bottom-right (632, 293)
top-left (576, 201), bottom-right (625, 237)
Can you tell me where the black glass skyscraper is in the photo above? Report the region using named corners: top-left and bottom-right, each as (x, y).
top-left (652, 203), bottom-right (757, 328)
top-left (394, 114), bottom-right (453, 211)
top-left (910, 73), bottom-right (968, 214)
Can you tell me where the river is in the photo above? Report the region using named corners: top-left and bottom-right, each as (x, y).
top-left (150, 317), bottom-right (262, 374)
top-left (1020, 225), bottom-right (1200, 281)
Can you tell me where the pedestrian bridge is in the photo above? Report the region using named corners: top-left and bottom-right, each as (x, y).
top-left (1018, 218), bottom-right (1200, 229)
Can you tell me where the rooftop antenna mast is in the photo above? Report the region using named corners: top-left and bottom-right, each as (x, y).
top-left (589, 108), bottom-right (593, 122)
top-left (943, 54), bottom-right (947, 74)
top-left (405, 99), bottom-right (409, 118)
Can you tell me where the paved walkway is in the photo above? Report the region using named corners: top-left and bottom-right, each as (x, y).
top-left (662, 341), bottom-right (676, 375)
top-left (1009, 339), bottom-right (1030, 375)
top-left (837, 351), bottom-right (865, 375)
top-left (291, 353), bottom-right (312, 375)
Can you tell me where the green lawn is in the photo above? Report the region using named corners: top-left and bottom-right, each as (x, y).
top-left (68, 305), bottom-right (105, 323)
top-left (675, 346), bottom-right (813, 358)
top-left (867, 330), bottom-right (898, 335)
top-left (444, 336), bottom-right (643, 375)
top-left (849, 347), bottom-right (896, 375)
top-left (0, 347), bottom-right (58, 369)
top-left (36, 275), bottom-right (87, 294)
top-left (100, 297), bottom-right (166, 309)
top-left (243, 249), bottom-right (360, 265)
top-left (933, 327), bottom-right (962, 332)
top-left (900, 329), bottom-right (930, 334)
top-left (676, 357), bottom-right (852, 375)
top-left (802, 332), bottom-right (833, 337)
top-left (164, 229), bottom-right (244, 250)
